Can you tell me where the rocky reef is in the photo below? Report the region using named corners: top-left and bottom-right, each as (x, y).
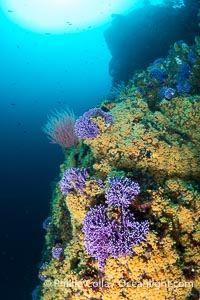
top-left (34, 38), bottom-right (200, 300)
top-left (104, 1), bottom-right (200, 84)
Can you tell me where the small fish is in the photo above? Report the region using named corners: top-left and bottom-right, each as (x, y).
top-left (7, 10), bottom-right (14, 13)
top-left (10, 103), bottom-right (16, 106)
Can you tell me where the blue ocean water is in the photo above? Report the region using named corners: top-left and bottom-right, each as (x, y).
top-left (0, 0), bottom-right (199, 299)
top-left (0, 8), bottom-right (111, 300)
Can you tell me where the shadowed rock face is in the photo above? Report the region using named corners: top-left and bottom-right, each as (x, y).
top-left (104, 2), bottom-right (200, 85)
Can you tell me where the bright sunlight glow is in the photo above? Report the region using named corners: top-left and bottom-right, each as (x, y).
top-left (1, 0), bottom-right (139, 34)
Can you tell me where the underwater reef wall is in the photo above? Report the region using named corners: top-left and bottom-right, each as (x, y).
top-left (104, 1), bottom-right (200, 84)
top-left (34, 38), bottom-right (200, 300)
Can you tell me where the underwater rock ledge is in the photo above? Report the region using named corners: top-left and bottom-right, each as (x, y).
top-left (34, 39), bottom-right (200, 300)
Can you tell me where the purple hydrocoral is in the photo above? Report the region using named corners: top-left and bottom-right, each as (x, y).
top-left (176, 81), bottom-right (191, 94)
top-left (42, 108), bottom-right (78, 148)
top-left (74, 108), bottom-right (113, 139)
top-left (32, 285), bottom-right (40, 300)
top-left (187, 51), bottom-right (197, 63)
top-left (38, 262), bottom-right (48, 281)
top-left (52, 244), bottom-right (63, 259)
top-left (149, 68), bottom-right (167, 83)
top-left (178, 63), bottom-right (191, 80)
top-left (42, 216), bottom-right (52, 230)
top-left (159, 87), bottom-right (176, 100)
top-left (60, 168), bottom-right (89, 195)
top-left (83, 205), bottom-right (149, 271)
top-left (105, 176), bottom-right (140, 209)
top-left (136, 86), bottom-right (144, 95)
top-left (83, 205), bottom-right (111, 270)
top-left (109, 209), bottom-right (149, 258)
top-left (96, 179), bottom-right (105, 189)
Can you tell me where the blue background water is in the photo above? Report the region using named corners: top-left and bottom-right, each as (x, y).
top-left (0, 9), bottom-right (111, 300)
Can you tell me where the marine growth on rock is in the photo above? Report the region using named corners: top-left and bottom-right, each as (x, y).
top-left (35, 38), bottom-right (200, 300)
